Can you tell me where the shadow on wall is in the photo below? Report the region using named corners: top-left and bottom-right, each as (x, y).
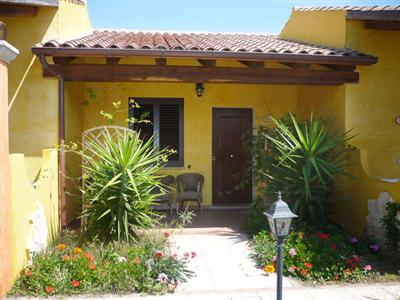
top-left (333, 148), bottom-right (400, 235)
top-left (9, 149), bottom-right (59, 285)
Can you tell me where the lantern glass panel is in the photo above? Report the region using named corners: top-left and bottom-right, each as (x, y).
top-left (275, 218), bottom-right (292, 237)
top-left (267, 216), bottom-right (276, 236)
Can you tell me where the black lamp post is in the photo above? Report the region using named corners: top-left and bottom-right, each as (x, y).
top-left (264, 192), bottom-right (297, 300)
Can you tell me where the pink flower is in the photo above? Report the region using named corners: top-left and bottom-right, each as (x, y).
top-left (190, 251), bottom-right (197, 259)
top-left (353, 256), bottom-right (361, 263)
top-left (183, 252), bottom-right (190, 260)
top-left (288, 248), bottom-right (297, 256)
top-left (157, 272), bottom-right (169, 284)
top-left (288, 265), bottom-right (297, 273)
top-left (272, 256), bottom-right (277, 262)
top-left (364, 264), bottom-right (372, 271)
top-left (155, 251), bottom-right (164, 258)
top-left (350, 236), bottom-right (358, 244)
top-left (171, 253), bottom-right (178, 260)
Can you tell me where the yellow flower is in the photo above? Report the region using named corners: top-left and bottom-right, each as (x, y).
top-left (264, 264), bottom-right (276, 273)
top-left (56, 243), bottom-right (66, 250)
top-left (73, 247), bottom-right (82, 254)
top-left (298, 232), bottom-right (304, 239)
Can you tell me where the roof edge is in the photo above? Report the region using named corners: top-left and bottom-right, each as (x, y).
top-left (0, 0), bottom-right (58, 7)
top-left (31, 47), bottom-right (378, 66)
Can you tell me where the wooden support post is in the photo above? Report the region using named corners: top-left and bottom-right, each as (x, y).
top-left (0, 24), bottom-right (19, 298)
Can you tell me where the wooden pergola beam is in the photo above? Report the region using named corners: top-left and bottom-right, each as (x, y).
top-left (0, 3), bottom-right (38, 16)
top-left (155, 57), bottom-right (166, 66)
top-left (53, 56), bottom-right (76, 64)
top-left (280, 62), bottom-right (311, 70)
top-left (239, 60), bottom-right (264, 69)
top-left (197, 59), bottom-right (216, 67)
top-left (364, 20), bottom-right (400, 31)
top-left (41, 63), bottom-right (359, 85)
top-left (32, 47), bottom-right (378, 66)
top-left (106, 57), bottom-right (120, 65)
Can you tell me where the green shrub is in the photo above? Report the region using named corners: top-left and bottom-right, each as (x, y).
top-left (251, 113), bottom-right (352, 224)
top-left (250, 228), bottom-right (377, 282)
top-left (245, 197), bottom-right (269, 236)
top-left (9, 231), bottom-right (194, 296)
top-left (381, 202), bottom-right (400, 248)
top-left (80, 129), bottom-right (170, 242)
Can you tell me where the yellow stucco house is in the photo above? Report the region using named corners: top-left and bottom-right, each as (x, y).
top-left (0, 0), bottom-right (399, 293)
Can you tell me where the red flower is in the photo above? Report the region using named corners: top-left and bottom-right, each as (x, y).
top-left (330, 243), bottom-right (337, 250)
top-left (25, 270), bottom-right (33, 277)
top-left (316, 231), bottom-right (329, 240)
top-left (45, 286), bottom-right (54, 294)
top-left (350, 263), bottom-right (357, 269)
top-left (89, 263), bottom-right (96, 270)
top-left (190, 251), bottom-right (197, 259)
top-left (84, 252), bottom-right (94, 262)
top-left (301, 269), bottom-right (308, 276)
top-left (304, 262), bottom-right (312, 269)
top-left (62, 255), bottom-right (70, 261)
top-left (163, 231), bottom-right (171, 238)
top-left (345, 259), bottom-right (353, 265)
top-left (135, 257), bottom-right (141, 265)
top-left (353, 256), bottom-right (361, 263)
top-left (154, 251), bottom-right (164, 258)
top-left (71, 280), bottom-right (80, 287)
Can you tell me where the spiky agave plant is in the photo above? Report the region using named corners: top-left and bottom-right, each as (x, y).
top-left (257, 113), bottom-right (352, 224)
top-left (80, 129), bottom-right (170, 242)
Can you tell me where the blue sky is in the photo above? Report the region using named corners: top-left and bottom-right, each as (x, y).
top-left (87, 0), bottom-right (400, 33)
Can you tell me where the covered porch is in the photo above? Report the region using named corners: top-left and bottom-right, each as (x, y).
top-left (32, 30), bottom-right (377, 228)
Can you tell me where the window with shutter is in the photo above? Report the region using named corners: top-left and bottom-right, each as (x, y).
top-left (128, 98), bottom-right (184, 167)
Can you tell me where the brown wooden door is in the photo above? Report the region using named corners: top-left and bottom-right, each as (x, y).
top-left (212, 108), bottom-right (252, 204)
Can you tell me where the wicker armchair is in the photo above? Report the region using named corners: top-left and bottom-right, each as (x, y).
top-left (153, 175), bottom-right (175, 214)
top-left (176, 173), bottom-right (204, 213)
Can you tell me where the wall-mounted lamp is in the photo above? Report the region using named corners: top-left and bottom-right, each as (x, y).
top-left (195, 83), bottom-right (204, 97)
top-left (395, 115), bottom-right (400, 125)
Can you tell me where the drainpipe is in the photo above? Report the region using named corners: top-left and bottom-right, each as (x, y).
top-left (38, 55), bottom-right (67, 229)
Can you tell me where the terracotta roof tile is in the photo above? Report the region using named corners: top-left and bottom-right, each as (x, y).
top-left (294, 6), bottom-right (400, 12)
top-left (38, 30), bottom-right (370, 58)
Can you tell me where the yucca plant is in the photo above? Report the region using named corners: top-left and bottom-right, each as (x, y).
top-left (80, 129), bottom-right (170, 242)
top-left (252, 113), bottom-right (352, 224)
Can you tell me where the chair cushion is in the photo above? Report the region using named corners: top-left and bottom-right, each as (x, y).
top-left (176, 191), bottom-right (201, 201)
top-left (155, 194), bottom-right (172, 202)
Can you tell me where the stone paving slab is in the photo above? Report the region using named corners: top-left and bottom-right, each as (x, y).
top-left (171, 228), bottom-right (298, 293)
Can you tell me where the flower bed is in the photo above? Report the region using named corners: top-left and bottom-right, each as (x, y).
top-left (9, 231), bottom-right (195, 296)
top-left (249, 228), bottom-right (380, 282)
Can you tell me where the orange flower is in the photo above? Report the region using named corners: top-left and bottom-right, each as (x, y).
top-left (25, 270), bottom-right (33, 277)
top-left (73, 247), bottom-right (82, 254)
top-left (45, 286), bottom-right (54, 294)
top-left (71, 280), bottom-right (80, 287)
top-left (304, 262), bottom-right (312, 269)
top-left (135, 257), bottom-right (141, 265)
top-left (263, 264), bottom-right (276, 273)
top-left (62, 255), bottom-right (70, 261)
top-left (56, 243), bottom-right (66, 250)
top-left (344, 268), bottom-right (351, 275)
top-left (84, 252), bottom-right (94, 262)
top-left (301, 269), bottom-right (308, 276)
top-left (89, 263), bottom-right (96, 270)
top-left (163, 231), bottom-right (171, 238)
